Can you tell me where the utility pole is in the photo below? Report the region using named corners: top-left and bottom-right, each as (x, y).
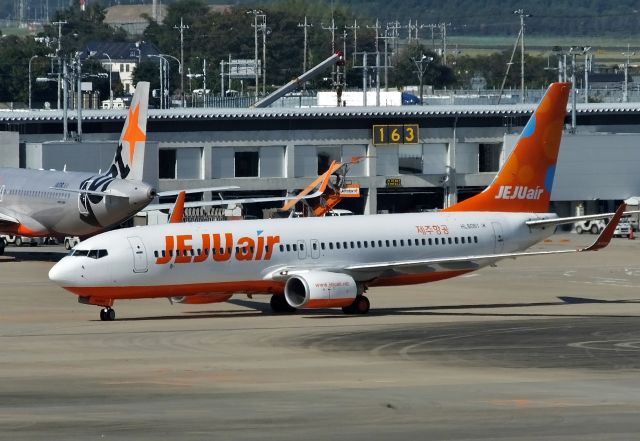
top-left (62, 59), bottom-right (68, 141)
top-left (261, 15), bottom-right (267, 95)
top-left (622, 45), bottom-right (635, 103)
top-left (345, 19), bottom-right (359, 63)
top-left (583, 49), bottom-right (591, 103)
top-left (174, 17), bottom-right (189, 108)
top-left (322, 17), bottom-right (337, 86)
top-left (52, 20), bottom-right (67, 110)
top-left (367, 19), bottom-right (381, 106)
top-left (439, 22), bottom-right (448, 66)
top-left (248, 10), bottom-right (263, 100)
top-left (297, 16), bottom-right (312, 74)
top-left (570, 47), bottom-right (577, 132)
top-left (75, 53), bottom-right (82, 141)
top-left (514, 9), bottom-right (530, 103)
top-left (202, 58), bottom-right (207, 108)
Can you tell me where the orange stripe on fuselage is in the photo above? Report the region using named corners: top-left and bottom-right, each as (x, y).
top-left (63, 271), bottom-right (473, 302)
top-left (63, 280), bottom-right (285, 300)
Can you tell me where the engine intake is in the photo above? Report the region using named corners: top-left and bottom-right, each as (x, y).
top-left (284, 271), bottom-right (357, 309)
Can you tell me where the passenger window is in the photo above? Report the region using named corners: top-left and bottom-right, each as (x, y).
top-left (279, 244), bottom-right (284, 252)
top-left (415, 239), bottom-right (419, 246)
top-left (454, 237), bottom-right (459, 244)
top-left (154, 250), bottom-right (158, 258)
top-left (370, 241), bottom-right (375, 248)
top-left (329, 242), bottom-right (334, 250)
top-left (461, 237), bottom-right (465, 244)
top-left (343, 241), bottom-right (348, 249)
top-left (321, 243), bottom-right (326, 250)
top-left (474, 236), bottom-right (478, 243)
top-left (286, 244), bottom-right (291, 252)
top-left (400, 240), bottom-right (404, 246)
top-left (434, 238), bottom-right (439, 245)
top-left (350, 241), bottom-right (355, 248)
top-left (428, 238), bottom-right (432, 245)
top-left (407, 239), bottom-right (412, 247)
top-left (392, 240), bottom-right (397, 247)
top-left (357, 241), bottom-right (361, 248)
top-left (421, 239), bottom-right (426, 246)
top-left (336, 242), bottom-right (341, 250)
top-left (300, 244), bottom-right (304, 251)
top-left (378, 240), bottom-right (383, 247)
top-left (385, 240), bottom-right (390, 247)
top-left (448, 237), bottom-right (452, 244)
top-left (313, 243), bottom-right (317, 250)
top-left (293, 244), bottom-right (298, 252)
top-left (363, 242), bottom-right (368, 248)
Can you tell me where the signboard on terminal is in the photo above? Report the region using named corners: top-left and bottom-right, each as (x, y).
top-left (385, 178), bottom-right (402, 188)
top-left (372, 124), bottom-right (419, 145)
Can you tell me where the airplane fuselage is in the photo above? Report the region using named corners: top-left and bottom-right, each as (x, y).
top-left (50, 211), bottom-right (557, 300)
top-left (0, 167), bottom-right (154, 236)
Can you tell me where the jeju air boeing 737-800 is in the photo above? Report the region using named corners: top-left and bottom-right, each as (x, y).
top-left (49, 82), bottom-right (627, 321)
top-left (0, 82), bottom-right (154, 255)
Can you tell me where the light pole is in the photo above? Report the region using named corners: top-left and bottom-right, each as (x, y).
top-left (161, 53), bottom-right (181, 108)
top-left (28, 55), bottom-right (39, 110)
top-left (102, 52), bottom-right (113, 109)
top-left (148, 54), bottom-right (169, 108)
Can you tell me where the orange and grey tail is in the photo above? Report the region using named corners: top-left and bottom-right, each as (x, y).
top-left (445, 82), bottom-right (571, 213)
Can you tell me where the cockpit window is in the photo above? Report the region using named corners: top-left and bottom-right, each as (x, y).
top-left (71, 249), bottom-right (108, 259)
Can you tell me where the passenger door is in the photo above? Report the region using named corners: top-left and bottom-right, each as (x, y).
top-left (491, 222), bottom-right (504, 253)
top-left (127, 236), bottom-right (148, 273)
top-left (297, 240), bottom-right (307, 260)
top-left (310, 239), bottom-right (320, 259)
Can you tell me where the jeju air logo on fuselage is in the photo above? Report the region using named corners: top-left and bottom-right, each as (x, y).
top-left (495, 185), bottom-right (544, 200)
top-left (156, 231), bottom-right (281, 265)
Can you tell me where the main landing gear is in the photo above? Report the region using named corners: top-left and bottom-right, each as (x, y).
top-left (342, 295), bottom-right (370, 315)
top-left (99, 307), bottom-right (116, 321)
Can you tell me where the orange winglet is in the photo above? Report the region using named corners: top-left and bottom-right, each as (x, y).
top-left (445, 82), bottom-right (571, 213)
top-left (581, 203), bottom-right (626, 251)
top-left (168, 191), bottom-right (186, 224)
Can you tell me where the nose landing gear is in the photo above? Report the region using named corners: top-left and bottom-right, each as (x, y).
top-left (99, 307), bottom-right (116, 321)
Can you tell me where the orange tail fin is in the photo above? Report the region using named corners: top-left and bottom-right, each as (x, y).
top-left (444, 82), bottom-right (571, 213)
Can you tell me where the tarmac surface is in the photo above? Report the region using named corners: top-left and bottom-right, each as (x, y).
top-left (1, 234), bottom-right (640, 440)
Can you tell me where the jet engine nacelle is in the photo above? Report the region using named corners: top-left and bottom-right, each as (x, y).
top-left (170, 294), bottom-right (233, 304)
top-left (284, 271), bottom-right (357, 309)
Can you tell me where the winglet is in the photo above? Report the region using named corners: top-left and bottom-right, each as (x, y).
top-left (581, 203), bottom-right (626, 251)
top-left (168, 191), bottom-right (186, 224)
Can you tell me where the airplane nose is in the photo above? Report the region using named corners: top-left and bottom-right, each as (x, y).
top-left (49, 259), bottom-right (74, 286)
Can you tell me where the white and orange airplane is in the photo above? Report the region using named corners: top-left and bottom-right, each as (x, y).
top-left (49, 82), bottom-right (627, 321)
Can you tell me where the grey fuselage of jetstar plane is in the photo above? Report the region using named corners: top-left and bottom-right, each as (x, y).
top-left (0, 82), bottom-right (154, 246)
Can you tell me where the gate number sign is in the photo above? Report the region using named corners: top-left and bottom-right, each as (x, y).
top-left (372, 124), bottom-right (419, 145)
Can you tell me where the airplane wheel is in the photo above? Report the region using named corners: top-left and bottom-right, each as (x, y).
top-left (342, 296), bottom-right (370, 315)
top-left (100, 308), bottom-right (116, 321)
top-left (270, 295), bottom-right (296, 313)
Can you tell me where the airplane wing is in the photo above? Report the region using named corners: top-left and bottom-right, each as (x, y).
top-left (266, 203), bottom-right (625, 281)
top-left (156, 186), bottom-right (240, 197)
top-left (143, 188), bottom-right (325, 211)
top-left (0, 209), bottom-right (20, 225)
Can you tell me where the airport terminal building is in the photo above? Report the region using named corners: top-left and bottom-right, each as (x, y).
top-left (2, 102), bottom-right (640, 218)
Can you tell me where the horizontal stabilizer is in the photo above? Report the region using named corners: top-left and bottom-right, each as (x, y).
top-left (50, 187), bottom-right (129, 198)
top-left (526, 209), bottom-right (640, 228)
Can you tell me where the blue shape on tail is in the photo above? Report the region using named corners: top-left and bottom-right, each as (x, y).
top-left (544, 165), bottom-right (556, 193)
top-left (521, 114), bottom-right (536, 138)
